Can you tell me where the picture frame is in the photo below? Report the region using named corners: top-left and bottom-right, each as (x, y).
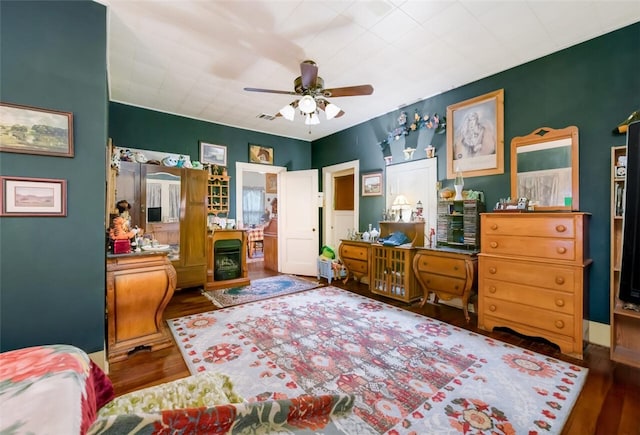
top-left (265, 173), bottom-right (277, 194)
top-left (446, 89), bottom-right (504, 179)
top-left (200, 141), bottom-right (227, 167)
top-left (0, 176), bottom-right (67, 217)
top-left (249, 144), bottom-right (274, 165)
top-left (362, 172), bottom-right (383, 196)
top-left (0, 102), bottom-right (74, 157)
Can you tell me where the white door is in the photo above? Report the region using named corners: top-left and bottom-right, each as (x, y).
top-left (322, 160), bottom-right (359, 251)
top-left (279, 169), bottom-right (319, 276)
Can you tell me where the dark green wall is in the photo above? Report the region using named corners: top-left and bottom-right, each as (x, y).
top-left (108, 103), bottom-right (311, 217)
top-left (0, 1), bottom-right (108, 352)
top-left (312, 22), bottom-right (640, 324)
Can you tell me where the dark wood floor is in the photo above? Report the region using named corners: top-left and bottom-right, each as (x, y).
top-left (108, 261), bottom-right (640, 434)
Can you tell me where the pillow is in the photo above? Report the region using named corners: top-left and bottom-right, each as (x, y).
top-left (98, 371), bottom-right (243, 416)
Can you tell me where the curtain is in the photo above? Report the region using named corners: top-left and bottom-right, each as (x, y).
top-left (169, 184), bottom-right (180, 221)
top-left (147, 183), bottom-right (161, 207)
top-left (243, 187), bottom-right (265, 226)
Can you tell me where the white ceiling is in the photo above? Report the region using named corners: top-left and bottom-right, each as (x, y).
top-left (98, 0), bottom-right (640, 142)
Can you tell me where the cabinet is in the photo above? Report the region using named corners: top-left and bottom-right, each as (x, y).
top-left (610, 145), bottom-right (640, 367)
top-left (339, 240), bottom-right (370, 283)
top-left (263, 218), bottom-right (278, 272)
top-left (206, 229), bottom-right (249, 290)
top-left (436, 199), bottom-right (484, 250)
top-left (114, 161), bottom-right (208, 289)
top-left (207, 175), bottom-right (230, 215)
top-left (478, 212), bottom-right (591, 359)
top-left (413, 248), bottom-right (478, 322)
top-left (106, 252), bottom-right (176, 363)
top-left (369, 221), bottom-right (423, 303)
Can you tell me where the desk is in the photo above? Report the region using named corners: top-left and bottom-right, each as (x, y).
top-left (246, 226), bottom-right (264, 258)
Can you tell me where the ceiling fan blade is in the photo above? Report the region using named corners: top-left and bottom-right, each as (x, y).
top-left (300, 60), bottom-right (318, 90)
top-left (244, 87), bottom-right (297, 96)
top-left (321, 84), bottom-right (374, 98)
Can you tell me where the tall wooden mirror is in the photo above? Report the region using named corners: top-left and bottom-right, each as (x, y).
top-left (511, 126), bottom-right (579, 211)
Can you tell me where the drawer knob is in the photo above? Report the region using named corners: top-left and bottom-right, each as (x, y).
top-left (426, 279), bottom-right (431, 284)
top-left (555, 320), bottom-right (565, 329)
top-left (489, 286), bottom-right (496, 293)
top-left (555, 276), bottom-right (565, 285)
top-left (556, 224), bottom-right (567, 233)
top-left (491, 224), bottom-right (498, 230)
top-left (490, 241), bottom-right (498, 248)
top-left (453, 265), bottom-right (459, 271)
top-left (557, 247), bottom-right (567, 254)
top-left (555, 298), bottom-right (565, 307)
top-left (489, 267), bottom-right (497, 274)
top-left (489, 305), bottom-right (497, 312)
top-left (454, 285), bottom-right (459, 290)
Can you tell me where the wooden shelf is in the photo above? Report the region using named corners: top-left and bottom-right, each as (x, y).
top-left (207, 175), bottom-right (230, 215)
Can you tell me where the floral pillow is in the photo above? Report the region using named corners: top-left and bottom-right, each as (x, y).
top-left (98, 371), bottom-right (243, 416)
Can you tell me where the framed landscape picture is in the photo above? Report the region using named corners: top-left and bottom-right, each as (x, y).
top-left (446, 89), bottom-right (504, 179)
top-left (249, 144), bottom-right (274, 165)
top-left (0, 176), bottom-right (67, 216)
top-left (362, 172), bottom-right (383, 196)
top-left (200, 141), bottom-right (227, 166)
top-left (0, 102), bottom-right (74, 157)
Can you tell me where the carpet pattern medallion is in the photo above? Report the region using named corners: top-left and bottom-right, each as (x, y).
top-left (201, 275), bottom-right (322, 308)
top-left (169, 287), bottom-right (587, 434)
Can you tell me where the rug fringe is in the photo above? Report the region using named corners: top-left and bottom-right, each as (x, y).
top-left (200, 289), bottom-right (224, 308)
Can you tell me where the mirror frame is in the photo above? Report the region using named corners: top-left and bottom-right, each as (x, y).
top-left (510, 125), bottom-right (579, 211)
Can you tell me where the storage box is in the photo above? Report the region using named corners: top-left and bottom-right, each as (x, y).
top-left (113, 239), bottom-right (131, 254)
top-left (317, 258), bottom-right (346, 284)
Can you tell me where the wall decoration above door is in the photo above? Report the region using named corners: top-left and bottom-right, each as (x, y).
top-left (249, 144), bottom-right (274, 165)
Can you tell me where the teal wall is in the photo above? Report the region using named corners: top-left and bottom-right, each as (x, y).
top-left (0, 1), bottom-right (108, 352)
top-left (312, 23), bottom-right (640, 324)
top-left (108, 103), bottom-right (311, 218)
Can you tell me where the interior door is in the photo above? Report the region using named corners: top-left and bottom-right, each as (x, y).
top-left (279, 169), bottom-right (319, 276)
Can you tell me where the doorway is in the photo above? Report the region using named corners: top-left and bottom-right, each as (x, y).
top-left (322, 160), bottom-right (359, 252)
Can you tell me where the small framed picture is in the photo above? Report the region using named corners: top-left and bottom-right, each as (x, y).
top-left (1, 176), bottom-right (67, 216)
top-left (0, 102), bottom-right (74, 157)
top-left (362, 172), bottom-right (383, 196)
top-left (200, 141), bottom-right (227, 166)
top-left (266, 173), bottom-right (277, 193)
top-left (249, 144), bottom-right (274, 165)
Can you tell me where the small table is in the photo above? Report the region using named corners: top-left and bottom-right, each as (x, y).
top-left (413, 248), bottom-right (478, 322)
top-left (246, 226), bottom-right (264, 258)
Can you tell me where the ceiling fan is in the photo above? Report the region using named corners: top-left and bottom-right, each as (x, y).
top-left (244, 60), bottom-right (374, 124)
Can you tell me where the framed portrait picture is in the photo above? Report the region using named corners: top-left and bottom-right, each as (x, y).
top-left (362, 172), bottom-right (383, 196)
top-left (0, 176), bottom-right (67, 216)
top-left (249, 144), bottom-right (274, 165)
top-left (265, 173), bottom-right (277, 193)
top-left (200, 141), bottom-right (227, 166)
top-left (446, 89), bottom-right (504, 179)
top-left (0, 102), bottom-right (74, 157)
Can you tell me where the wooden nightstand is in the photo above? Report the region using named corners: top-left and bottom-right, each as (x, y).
top-left (413, 248), bottom-right (478, 322)
top-left (339, 240), bottom-right (370, 284)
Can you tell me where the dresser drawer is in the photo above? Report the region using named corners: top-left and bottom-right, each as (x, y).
top-left (481, 278), bottom-right (575, 315)
top-left (343, 258), bottom-right (367, 274)
top-left (482, 235), bottom-right (576, 261)
top-left (340, 243), bottom-right (369, 261)
top-left (479, 257), bottom-right (577, 293)
top-left (482, 296), bottom-right (575, 338)
top-left (482, 215), bottom-right (577, 239)
top-left (414, 255), bottom-right (467, 279)
top-left (417, 272), bottom-right (467, 296)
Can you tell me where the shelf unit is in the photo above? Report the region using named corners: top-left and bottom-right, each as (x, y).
top-left (436, 200), bottom-right (484, 250)
top-left (610, 145), bottom-right (640, 367)
top-left (207, 175), bottom-right (230, 215)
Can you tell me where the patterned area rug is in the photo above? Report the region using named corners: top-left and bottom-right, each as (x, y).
top-left (202, 275), bottom-right (322, 308)
top-left (169, 287), bottom-right (588, 434)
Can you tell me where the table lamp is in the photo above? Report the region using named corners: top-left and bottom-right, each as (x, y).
top-left (392, 194), bottom-right (411, 222)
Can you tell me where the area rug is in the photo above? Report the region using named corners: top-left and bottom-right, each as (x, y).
top-left (168, 287), bottom-right (588, 434)
top-left (201, 275), bottom-right (322, 308)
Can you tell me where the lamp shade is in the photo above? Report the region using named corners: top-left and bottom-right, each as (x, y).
top-left (298, 95), bottom-right (317, 114)
top-left (324, 102), bottom-right (341, 120)
top-left (279, 103), bottom-right (295, 121)
top-left (305, 113), bottom-right (320, 125)
top-left (392, 194), bottom-right (410, 208)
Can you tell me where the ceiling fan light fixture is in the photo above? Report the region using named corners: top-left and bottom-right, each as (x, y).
top-left (305, 113), bottom-right (320, 125)
top-left (279, 103), bottom-right (295, 121)
top-left (325, 102), bottom-right (341, 120)
top-left (298, 95), bottom-right (317, 114)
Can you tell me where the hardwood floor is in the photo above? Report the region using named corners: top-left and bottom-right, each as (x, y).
top-left (107, 261), bottom-right (640, 434)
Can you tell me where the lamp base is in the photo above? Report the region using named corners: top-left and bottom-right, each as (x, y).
top-left (454, 185), bottom-right (464, 201)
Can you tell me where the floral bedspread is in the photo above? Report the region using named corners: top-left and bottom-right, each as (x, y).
top-left (0, 344), bottom-right (114, 435)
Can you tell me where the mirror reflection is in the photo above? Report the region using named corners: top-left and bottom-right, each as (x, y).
top-left (145, 171), bottom-right (181, 259)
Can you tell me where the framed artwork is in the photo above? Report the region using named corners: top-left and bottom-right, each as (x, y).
top-left (249, 144), bottom-right (274, 165)
top-left (0, 102), bottom-right (74, 157)
top-left (200, 141), bottom-right (227, 166)
top-left (265, 173), bottom-right (277, 193)
top-left (362, 172), bottom-right (383, 196)
top-left (0, 176), bottom-right (67, 216)
top-left (446, 89), bottom-right (504, 179)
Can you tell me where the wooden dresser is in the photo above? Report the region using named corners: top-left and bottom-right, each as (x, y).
top-left (263, 218), bottom-right (278, 272)
top-left (339, 240), bottom-right (370, 283)
top-left (478, 212), bottom-right (591, 359)
top-left (413, 248), bottom-right (478, 322)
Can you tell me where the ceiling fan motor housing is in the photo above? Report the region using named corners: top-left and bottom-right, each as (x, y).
top-left (294, 76), bottom-right (324, 95)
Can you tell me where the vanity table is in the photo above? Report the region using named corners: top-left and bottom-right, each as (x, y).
top-left (106, 251), bottom-right (176, 363)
